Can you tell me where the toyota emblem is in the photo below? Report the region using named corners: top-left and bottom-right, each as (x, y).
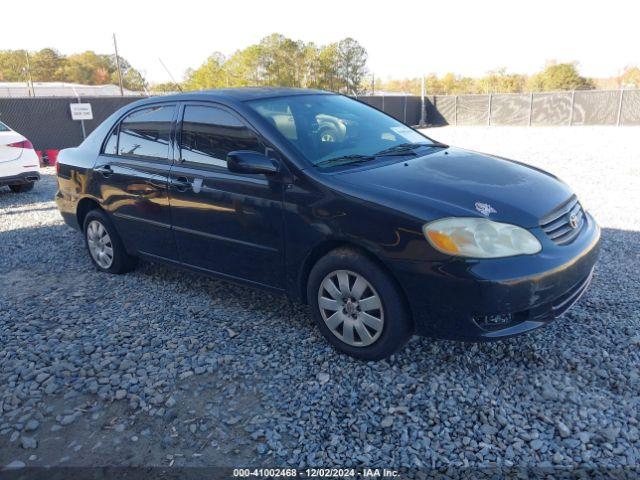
top-left (568, 213), bottom-right (579, 229)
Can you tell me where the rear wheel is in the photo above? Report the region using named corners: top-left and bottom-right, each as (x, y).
top-left (307, 247), bottom-right (412, 360)
top-left (9, 183), bottom-right (34, 193)
top-left (83, 209), bottom-right (137, 274)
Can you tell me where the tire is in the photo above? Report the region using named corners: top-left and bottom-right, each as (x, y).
top-left (307, 247), bottom-right (412, 360)
top-left (83, 209), bottom-right (137, 274)
top-left (9, 183), bottom-right (34, 193)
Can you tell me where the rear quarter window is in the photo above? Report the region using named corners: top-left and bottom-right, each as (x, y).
top-left (103, 126), bottom-right (118, 155)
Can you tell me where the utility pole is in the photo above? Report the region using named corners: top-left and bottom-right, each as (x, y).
top-left (24, 51), bottom-right (35, 97)
top-left (371, 73), bottom-right (375, 95)
top-left (113, 34), bottom-right (124, 96)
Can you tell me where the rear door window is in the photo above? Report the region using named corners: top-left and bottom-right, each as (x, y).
top-left (117, 105), bottom-right (175, 160)
top-left (179, 105), bottom-right (263, 167)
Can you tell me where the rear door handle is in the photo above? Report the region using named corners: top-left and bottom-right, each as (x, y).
top-left (95, 165), bottom-right (113, 177)
top-left (170, 176), bottom-right (191, 192)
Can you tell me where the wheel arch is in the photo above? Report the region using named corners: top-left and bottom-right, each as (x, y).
top-left (76, 197), bottom-right (102, 230)
top-left (297, 239), bottom-right (414, 328)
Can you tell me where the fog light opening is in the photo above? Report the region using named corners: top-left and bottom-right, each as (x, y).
top-left (474, 313), bottom-right (514, 330)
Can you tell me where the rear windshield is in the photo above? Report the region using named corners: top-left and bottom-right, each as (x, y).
top-left (246, 94), bottom-right (434, 167)
top-left (0, 121), bottom-right (10, 132)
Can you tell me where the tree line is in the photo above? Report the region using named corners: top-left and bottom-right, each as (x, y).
top-left (379, 63), bottom-right (640, 95)
top-left (154, 34), bottom-right (369, 95)
top-left (0, 48), bottom-right (145, 91)
top-left (2, 38), bottom-right (639, 96)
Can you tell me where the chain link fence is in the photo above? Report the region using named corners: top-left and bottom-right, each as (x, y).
top-left (0, 96), bottom-right (144, 151)
top-left (427, 89), bottom-right (640, 127)
top-left (0, 90), bottom-right (638, 151)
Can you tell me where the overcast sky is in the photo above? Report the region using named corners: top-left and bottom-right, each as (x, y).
top-left (2, 0), bottom-right (638, 83)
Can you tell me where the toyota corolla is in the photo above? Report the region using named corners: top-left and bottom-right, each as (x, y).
top-left (55, 88), bottom-right (600, 360)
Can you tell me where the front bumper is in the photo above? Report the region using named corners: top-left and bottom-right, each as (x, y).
top-left (391, 212), bottom-right (601, 341)
top-left (0, 170), bottom-right (41, 186)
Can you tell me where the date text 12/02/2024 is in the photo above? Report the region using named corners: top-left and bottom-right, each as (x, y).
top-left (233, 468), bottom-right (400, 478)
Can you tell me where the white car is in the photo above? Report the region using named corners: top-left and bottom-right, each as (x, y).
top-left (0, 120), bottom-right (40, 193)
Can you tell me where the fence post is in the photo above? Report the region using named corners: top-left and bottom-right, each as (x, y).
top-left (528, 92), bottom-right (534, 126)
top-left (487, 93), bottom-right (493, 126)
top-left (73, 92), bottom-right (87, 140)
top-left (454, 96), bottom-right (458, 126)
top-left (403, 96), bottom-right (407, 124)
top-left (419, 76), bottom-right (426, 127)
top-left (569, 90), bottom-right (576, 126)
top-left (616, 89), bottom-right (625, 126)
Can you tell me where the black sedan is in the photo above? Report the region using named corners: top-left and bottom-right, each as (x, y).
top-left (55, 88), bottom-right (600, 360)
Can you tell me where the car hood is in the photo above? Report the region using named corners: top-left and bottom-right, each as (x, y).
top-left (332, 147), bottom-right (574, 228)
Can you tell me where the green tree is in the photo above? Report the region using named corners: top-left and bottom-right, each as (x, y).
top-left (336, 38), bottom-right (368, 94)
top-left (0, 50), bottom-right (29, 82)
top-left (30, 48), bottom-right (66, 81)
top-left (478, 68), bottom-right (526, 93)
top-left (301, 43), bottom-right (322, 88)
top-left (528, 63), bottom-right (594, 91)
top-left (149, 82), bottom-right (182, 93)
top-left (184, 52), bottom-right (228, 90)
top-left (621, 66), bottom-right (640, 88)
top-left (317, 43), bottom-right (340, 91)
top-left (225, 45), bottom-right (264, 86)
top-left (424, 74), bottom-right (443, 95)
top-left (181, 34), bottom-right (369, 93)
top-left (440, 73), bottom-right (472, 94)
top-left (258, 34), bottom-right (302, 87)
top-left (62, 51), bottom-right (112, 84)
top-left (112, 56), bottom-right (147, 91)
top-left (0, 48), bottom-right (146, 90)
top-left (379, 77), bottom-right (421, 95)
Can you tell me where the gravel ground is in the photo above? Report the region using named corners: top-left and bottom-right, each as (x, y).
top-left (1, 126), bottom-right (639, 474)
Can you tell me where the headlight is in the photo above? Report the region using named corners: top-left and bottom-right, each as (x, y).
top-left (423, 217), bottom-right (542, 258)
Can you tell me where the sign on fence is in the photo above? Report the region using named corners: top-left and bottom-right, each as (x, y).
top-left (69, 103), bottom-right (93, 121)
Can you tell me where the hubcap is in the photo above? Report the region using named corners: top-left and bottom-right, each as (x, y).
top-left (317, 270), bottom-right (384, 347)
top-left (86, 220), bottom-right (114, 269)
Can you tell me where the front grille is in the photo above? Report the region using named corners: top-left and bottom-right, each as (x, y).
top-left (540, 195), bottom-right (585, 245)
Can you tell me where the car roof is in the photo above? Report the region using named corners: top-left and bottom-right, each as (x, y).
top-left (147, 87), bottom-right (333, 105)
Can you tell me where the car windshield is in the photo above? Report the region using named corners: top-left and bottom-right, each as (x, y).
top-left (246, 94), bottom-right (440, 167)
top-left (0, 121), bottom-right (10, 132)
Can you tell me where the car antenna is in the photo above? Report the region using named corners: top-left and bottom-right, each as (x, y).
top-left (158, 57), bottom-right (183, 92)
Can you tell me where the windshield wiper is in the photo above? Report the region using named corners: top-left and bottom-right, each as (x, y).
top-left (374, 142), bottom-right (448, 157)
top-left (315, 154), bottom-right (376, 168)
top-left (315, 141), bottom-right (450, 168)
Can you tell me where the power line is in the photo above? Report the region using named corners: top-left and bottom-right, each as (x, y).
top-left (158, 58), bottom-right (183, 92)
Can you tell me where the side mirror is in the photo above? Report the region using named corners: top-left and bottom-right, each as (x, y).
top-left (226, 150), bottom-right (279, 175)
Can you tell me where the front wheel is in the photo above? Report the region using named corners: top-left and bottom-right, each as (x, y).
top-left (307, 247), bottom-right (412, 360)
top-left (83, 209), bottom-right (137, 274)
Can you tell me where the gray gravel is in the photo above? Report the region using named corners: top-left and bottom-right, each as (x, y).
top-left (1, 126), bottom-right (639, 473)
